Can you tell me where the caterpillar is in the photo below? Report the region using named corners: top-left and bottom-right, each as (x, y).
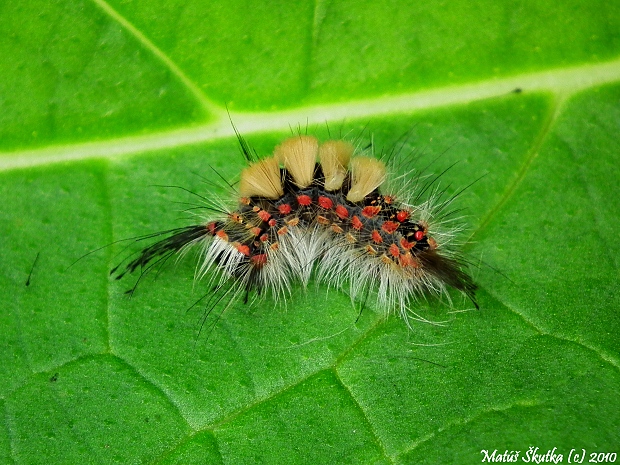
top-left (111, 132), bottom-right (478, 328)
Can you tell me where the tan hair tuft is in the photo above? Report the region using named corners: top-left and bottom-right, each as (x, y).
top-left (239, 157), bottom-right (284, 199)
top-left (319, 140), bottom-right (353, 191)
top-left (274, 136), bottom-right (318, 188)
top-left (346, 157), bottom-right (386, 202)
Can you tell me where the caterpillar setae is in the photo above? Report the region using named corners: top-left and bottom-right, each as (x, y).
top-left (111, 131), bottom-right (478, 329)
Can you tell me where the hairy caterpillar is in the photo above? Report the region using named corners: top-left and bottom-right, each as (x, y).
top-left (112, 132), bottom-right (478, 329)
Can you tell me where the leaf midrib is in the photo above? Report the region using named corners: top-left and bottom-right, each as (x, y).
top-left (1, 58), bottom-right (619, 171)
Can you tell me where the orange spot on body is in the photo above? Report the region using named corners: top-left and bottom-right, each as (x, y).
top-left (216, 230), bottom-right (229, 241)
top-left (229, 212), bottom-right (243, 223)
top-left (317, 215), bottom-right (330, 225)
top-left (396, 210), bottom-right (409, 222)
top-left (318, 196), bottom-right (333, 209)
top-left (286, 217), bottom-right (300, 227)
top-left (277, 226), bottom-right (288, 236)
top-left (297, 195), bottom-right (312, 206)
top-left (383, 195), bottom-right (394, 204)
top-left (365, 245), bottom-right (378, 255)
top-left (236, 244), bottom-right (250, 256)
top-left (345, 233), bottom-right (357, 243)
top-left (240, 197), bottom-right (251, 205)
top-left (207, 222), bottom-right (217, 235)
top-left (251, 254), bottom-right (268, 267)
top-left (335, 205), bottom-right (349, 219)
top-left (257, 210), bottom-right (271, 222)
top-left (381, 221), bottom-right (399, 234)
top-left (278, 204), bottom-right (292, 215)
top-left (400, 252), bottom-right (420, 268)
top-left (400, 237), bottom-right (415, 250)
top-left (331, 224), bottom-right (343, 234)
top-left (362, 206), bottom-right (381, 218)
top-left (389, 243), bottom-right (400, 258)
top-left (260, 234), bottom-right (269, 242)
top-left (250, 227), bottom-right (262, 236)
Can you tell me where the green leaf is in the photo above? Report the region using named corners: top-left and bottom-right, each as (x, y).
top-left (1, 1), bottom-right (619, 464)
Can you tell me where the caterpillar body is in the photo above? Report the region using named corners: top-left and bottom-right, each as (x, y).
top-left (112, 134), bottom-right (477, 328)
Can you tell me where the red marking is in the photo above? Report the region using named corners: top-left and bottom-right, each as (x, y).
top-left (236, 244), bottom-right (250, 256)
top-left (277, 226), bottom-right (288, 236)
top-left (400, 237), bottom-right (414, 250)
top-left (250, 227), bottom-right (262, 236)
top-left (268, 219), bottom-right (277, 227)
top-left (318, 196), bottom-right (333, 209)
top-left (259, 234), bottom-right (269, 242)
top-left (297, 195), bottom-right (312, 206)
top-left (335, 205), bottom-right (349, 219)
top-left (216, 230), bottom-right (229, 242)
top-left (371, 230), bottom-right (383, 244)
top-left (207, 222), bottom-right (217, 235)
top-left (351, 215), bottom-right (363, 230)
top-left (381, 221), bottom-right (399, 234)
top-left (278, 204), bottom-right (292, 215)
top-left (251, 254), bottom-right (268, 267)
top-left (396, 210), bottom-right (409, 222)
top-left (389, 243), bottom-right (400, 258)
top-left (257, 210), bottom-right (271, 222)
top-left (414, 230), bottom-right (425, 241)
top-left (240, 197), bottom-right (251, 205)
top-left (362, 205), bottom-right (381, 218)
